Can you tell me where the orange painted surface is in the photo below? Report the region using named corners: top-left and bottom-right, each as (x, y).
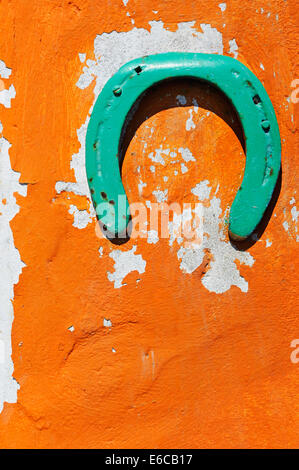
top-left (0, 0), bottom-right (298, 448)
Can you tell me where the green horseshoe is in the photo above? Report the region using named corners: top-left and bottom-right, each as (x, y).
top-left (86, 53), bottom-right (281, 241)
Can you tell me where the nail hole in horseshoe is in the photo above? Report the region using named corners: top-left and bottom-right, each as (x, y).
top-left (252, 94), bottom-right (261, 104)
top-left (113, 87), bottom-right (122, 97)
top-left (261, 120), bottom-right (271, 133)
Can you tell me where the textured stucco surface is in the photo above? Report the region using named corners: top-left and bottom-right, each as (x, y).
top-left (0, 0), bottom-right (298, 448)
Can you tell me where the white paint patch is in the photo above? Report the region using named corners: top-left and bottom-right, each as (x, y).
top-left (138, 178), bottom-right (147, 196)
top-left (149, 146), bottom-right (196, 175)
top-left (103, 318), bottom-right (112, 327)
top-left (191, 180), bottom-right (211, 200)
top-left (77, 21), bottom-right (223, 93)
top-left (107, 246), bottom-right (146, 288)
top-left (181, 163), bottom-right (188, 174)
top-left (126, 11), bottom-right (135, 26)
top-left (218, 3), bottom-right (227, 12)
top-left (55, 119), bottom-right (95, 227)
top-left (0, 60), bottom-right (11, 79)
top-left (168, 207), bottom-right (192, 247)
top-left (229, 39), bottom-right (239, 59)
top-left (176, 94), bottom-right (187, 105)
top-left (78, 53), bottom-right (86, 63)
top-left (265, 239), bottom-right (272, 247)
top-left (282, 197), bottom-right (299, 242)
top-left (186, 109), bottom-right (195, 131)
top-left (178, 147), bottom-right (196, 163)
top-left (173, 182), bottom-right (254, 293)
top-left (147, 230), bottom-right (159, 244)
top-left (148, 146), bottom-right (169, 165)
top-left (0, 64), bottom-right (27, 412)
top-left (192, 97), bottom-right (199, 110)
top-left (283, 197), bottom-right (299, 240)
top-left (0, 85), bottom-right (16, 109)
top-left (291, 206), bottom-right (298, 223)
top-left (260, 63), bottom-right (265, 70)
top-left (55, 121), bottom-right (91, 198)
top-left (69, 205), bottom-right (93, 229)
top-left (152, 189), bottom-right (168, 202)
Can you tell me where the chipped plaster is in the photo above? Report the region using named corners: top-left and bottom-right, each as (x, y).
top-left (107, 246), bottom-right (146, 288)
top-left (0, 62), bottom-right (27, 411)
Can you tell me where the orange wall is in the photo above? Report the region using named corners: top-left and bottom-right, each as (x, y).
top-left (0, 0), bottom-right (298, 448)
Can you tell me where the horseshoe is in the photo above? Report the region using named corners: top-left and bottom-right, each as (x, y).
top-left (86, 53), bottom-right (281, 241)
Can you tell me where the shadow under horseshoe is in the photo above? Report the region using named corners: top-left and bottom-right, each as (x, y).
top-left (112, 77), bottom-right (281, 249)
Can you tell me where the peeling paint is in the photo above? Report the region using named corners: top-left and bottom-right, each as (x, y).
top-left (181, 163), bottom-right (188, 174)
top-left (0, 63), bottom-right (26, 412)
top-left (147, 230), bottom-right (159, 244)
top-left (107, 246), bottom-right (146, 288)
top-left (186, 109), bottom-right (196, 131)
top-left (174, 182), bottom-right (254, 293)
top-left (191, 180), bottom-right (211, 200)
top-left (229, 38), bottom-right (238, 58)
top-left (178, 147), bottom-right (196, 163)
top-left (55, 119), bottom-right (95, 227)
top-left (77, 21), bottom-right (224, 94)
top-left (0, 60), bottom-right (11, 79)
top-left (176, 94), bottom-right (187, 105)
top-left (138, 178), bottom-right (147, 197)
top-left (0, 85), bottom-right (16, 109)
top-left (152, 189), bottom-right (168, 203)
top-left (69, 205), bottom-right (93, 229)
top-left (291, 206), bottom-right (298, 223)
top-left (282, 196), bottom-right (298, 239)
top-left (103, 318), bottom-right (112, 327)
top-left (148, 146), bottom-right (169, 165)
